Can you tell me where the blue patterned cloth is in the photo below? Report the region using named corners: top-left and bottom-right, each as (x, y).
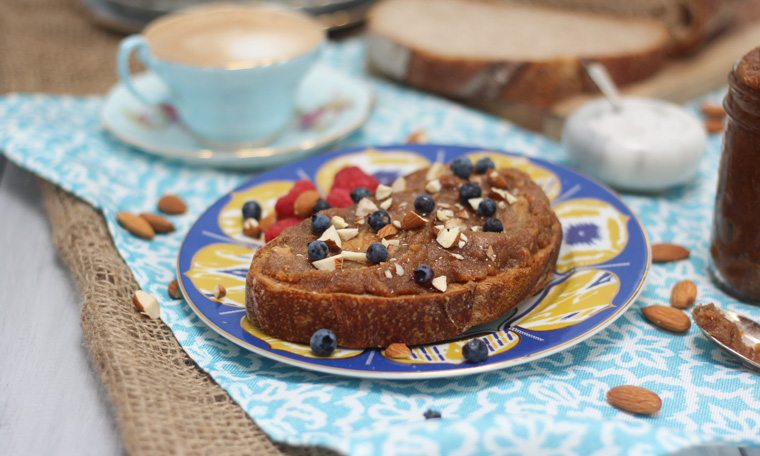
top-left (1, 41), bottom-right (759, 455)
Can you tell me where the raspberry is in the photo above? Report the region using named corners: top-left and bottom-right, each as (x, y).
top-left (274, 180), bottom-right (316, 219)
top-left (332, 166), bottom-right (379, 192)
top-left (326, 187), bottom-right (353, 208)
top-left (264, 217), bottom-right (300, 242)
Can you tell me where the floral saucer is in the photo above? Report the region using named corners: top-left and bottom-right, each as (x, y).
top-left (101, 64), bottom-right (374, 169)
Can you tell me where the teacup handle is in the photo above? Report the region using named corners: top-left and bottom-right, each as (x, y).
top-left (117, 35), bottom-right (158, 106)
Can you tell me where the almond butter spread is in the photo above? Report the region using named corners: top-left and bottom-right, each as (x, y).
top-left (710, 47), bottom-right (760, 302)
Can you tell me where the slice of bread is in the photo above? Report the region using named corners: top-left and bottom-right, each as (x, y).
top-left (367, 0), bottom-right (670, 107)
top-left (517, 0), bottom-right (736, 54)
top-left (246, 165), bottom-right (562, 348)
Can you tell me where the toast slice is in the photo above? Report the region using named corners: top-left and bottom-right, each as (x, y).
top-left (367, 0), bottom-right (670, 107)
top-left (246, 164), bottom-right (562, 348)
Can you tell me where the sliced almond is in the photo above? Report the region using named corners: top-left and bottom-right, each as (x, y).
top-left (425, 162), bottom-right (446, 180)
top-left (336, 228), bottom-right (359, 241)
top-left (431, 276), bottom-right (447, 292)
top-left (312, 254), bottom-right (343, 271)
top-left (444, 218), bottom-right (467, 231)
top-left (457, 239), bottom-right (466, 249)
top-left (167, 279), bottom-right (182, 300)
top-left (132, 290), bottom-right (160, 319)
top-left (487, 171), bottom-right (509, 189)
top-left (331, 215), bottom-right (348, 229)
top-left (394, 263), bottom-right (405, 276)
top-left (392, 220), bottom-right (401, 228)
top-left (242, 218), bottom-right (261, 238)
top-left (606, 385), bottom-right (662, 415)
top-left (377, 224), bottom-right (399, 239)
top-left (318, 225), bottom-right (342, 250)
top-left (381, 238), bottom-right (400, 248)
top-left (425, 179), bottom-right (442, 194)
top-left (213, 284), bottom-right (227, 300)
top-left (456, 210), bottom-right (470, 220)
top-left (259, 213), bottom-right (276, 232)
top-left (380, 198), bottom-right (393, 210)
top-left (391, 177), bottom-right (407, 193)
top-left (491, 188), bottom-right (518, 204)
top-left (341, 250), bottom-right (369, 264)
top-left (450, 252), bottom-right (464, 260)
top-left (294, 190), bottom-right (321, 217)
top-left (486, 245), bottom-right (496, 261)
top-left (652, 243), bottom-right (690, 263)
top-left (700, 103), bottom-right (726, 118)
top-left (641, 305), bottom-right (691, 333)
top-left (471, 226), bottom-right (481, 232)
top-left (355, 198), bottom-right (379, 217)
top-left (157, 194), bottom-right (187, 215)
top-left (117, 211), bottom-right (155, 240)
top-left (436, 227), bottom-right (460, 249)
top-left (384, 269), bottom-right (393, 279)
top-left (436, 209), bottom-right (454, 222)
top-left (385, 342), bottom-right (411, 359)
top-left (139, 213), bottom-right (175, 234)
top-left (498, 201), bottom-right (508, 210)
top-left (670, 280), bottom-right (698, 309)
top-left (401, 211), bottom-right (427, 229)
top-left (468, 197), bottom-right (483, 211)
top-left (375, 184), bottom-right (392, 201)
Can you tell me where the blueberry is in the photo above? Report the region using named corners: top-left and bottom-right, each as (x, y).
top-left (477, 198), bottom-right (497, 217)
top-left (458, 183), bottom-right (482, 204)
top-left (366, 242), bottom-right (388, 264)
top-left (312, 199), bottom-right (331, 214)
top-left (475, 157), bottom-right (495, 174)
top-left (307, 240), bottom-right (329, 261)
top-left (414, 195), bottom-right (435, 215)
top-left (423, 409), bottom-right (442, 420)
top-left (310, 328), bottom-right (337, 357)
top-left (462, 338), bottom-right (489, 363)
top-left (241, 200), bottom-right (262, 220)
top-left (350, 187), bottom-right (371, 203)
top-left (311, 214), bottom-right (331, 235)
top-left (413, 264), bottom-right (433, 285)
top-left (450, 156), bottom-right (473, 179)
top-left (368, 210), bottom-right (391, 232)
top-left (483, 217), bottom-right (504, 233)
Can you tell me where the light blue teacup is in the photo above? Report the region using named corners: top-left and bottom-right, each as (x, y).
top-left (117, 4), bottom-right (324, 147)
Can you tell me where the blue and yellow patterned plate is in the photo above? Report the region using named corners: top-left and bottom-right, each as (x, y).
top-left (177, 144), bottom-right (650, 379)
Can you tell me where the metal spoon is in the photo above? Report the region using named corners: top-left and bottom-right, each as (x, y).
top-left (696, 305), bottom-right (760, 372)
top-left (584, 62), bottom-right (623, 112)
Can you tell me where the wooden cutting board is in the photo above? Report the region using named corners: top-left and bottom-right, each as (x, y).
top-left (477, 21), bottom-right (760, 140)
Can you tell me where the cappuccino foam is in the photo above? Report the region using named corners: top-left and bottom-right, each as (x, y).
top-left (145, 6), bottom-right (323, 68)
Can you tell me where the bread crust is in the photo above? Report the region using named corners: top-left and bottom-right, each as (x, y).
top-left (246, 167), bottom-right (562, 348)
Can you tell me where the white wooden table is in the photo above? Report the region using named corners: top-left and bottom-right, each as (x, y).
top-left (0, 157), bottom-right (755, 456)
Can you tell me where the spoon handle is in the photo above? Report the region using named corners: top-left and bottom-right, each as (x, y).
top-left (585, 62), bottom-right (623, 111)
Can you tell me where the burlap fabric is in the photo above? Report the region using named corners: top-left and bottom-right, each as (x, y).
top-left (1, 0), bottom-right (334, 454)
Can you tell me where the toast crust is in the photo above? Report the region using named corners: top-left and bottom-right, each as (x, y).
top-left (246, 166), bottom-right (562, 348)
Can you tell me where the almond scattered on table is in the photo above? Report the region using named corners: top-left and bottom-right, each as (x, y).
top-left (117, 211), bottom-right (155, 240)
top-left (167, 279), bottom-right (182, 300)
top-left (700, 103), bottom-right (726, 119)
top-left (132, 290), bottom-right (160, 319)
top-left (157, 194), bottom-right (187, 215)
top-left (606, 385), bottom-right (662, 415)
top-left (139, 213), bottom-right (175, 233)
top-left (213, 283), bottom-right (227, 300)
top-left (406, 129), bottom-right (428, 144)
top-left (293, 190), bottom-right (321, 217)
top-left (642, 305), bottom-right (691, 333)
top-left (386, 342), bottom-right (411, 359)
top-left (670, 280), bottom-right (698, 309)
top-left (704, 118), bottom-right (725, 134)
top-left (651, 243), bottom-right (690, 263)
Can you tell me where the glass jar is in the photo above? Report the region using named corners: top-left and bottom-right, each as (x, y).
top-left (710, 47), bottom-right (760, 303)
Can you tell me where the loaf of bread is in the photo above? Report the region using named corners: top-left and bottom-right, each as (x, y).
top-left (246, 165), bottom-right (562, 348)
top-left (367, 0), bottom-right (670, 108)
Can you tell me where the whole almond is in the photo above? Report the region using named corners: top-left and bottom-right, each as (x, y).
top-left (117, 211), bottom-right (155, 240)
top-left (700, 103), bottom-right (726, 118)
top-left (294, 190), bottom-right (321, 218)
top-left (670, 280), bottom-right (698, 309)
top-left (139, 213), bottom-right (175, 233)
top-left (386, 343), bottom-right (411, 359)
top-left (167, 279), bottom-right (182, 300)
top-left (651, 243), bottom-right (690, 263)
top-left (606, 385), bottom-right (662, 415)
top-left (158, 194), bottom-right (187, 215)
top-left (642, 305), bottom-right (691, 333)
top-left (705, 118), bottom-right (724, 134)
top-left (132, 290), bottom-right (160, 319)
